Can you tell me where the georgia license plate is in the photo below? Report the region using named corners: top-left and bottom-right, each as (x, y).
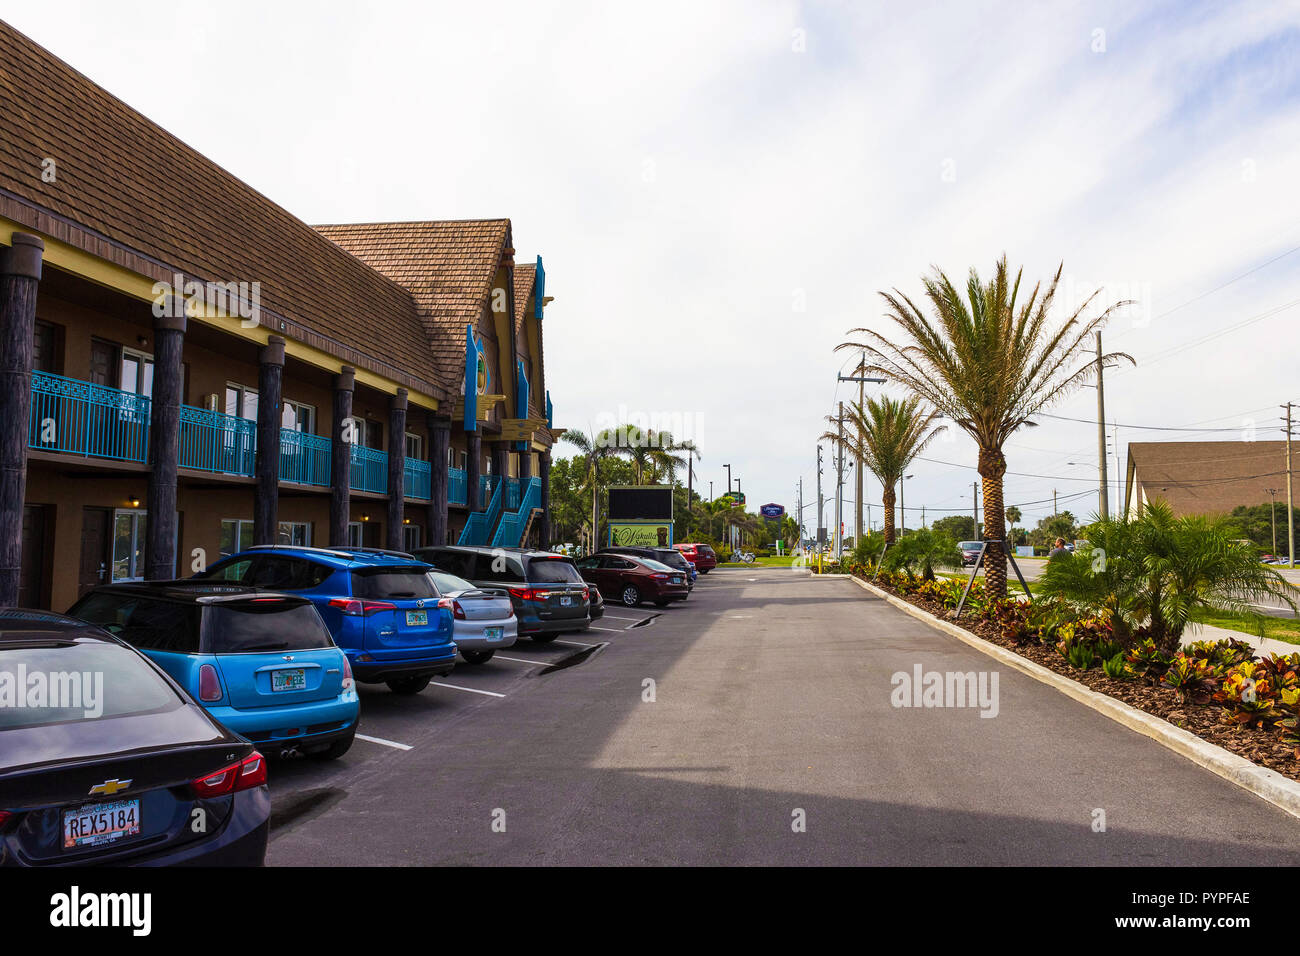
top-left (272, 668), bottom-right (306, 692)
top-left (406, 610), bottom-right (428, 626)
top-left (64, 799), bottom-right (140, 849)
top-left (484, 626), bottom-right (503, 642)
top-left (559, 596), bottom-right (572, 607)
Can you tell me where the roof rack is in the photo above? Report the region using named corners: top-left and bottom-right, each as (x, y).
top-left (333, 546), bottom-right (419, 560)
top-left (244, 544), bottom-right (355, 559)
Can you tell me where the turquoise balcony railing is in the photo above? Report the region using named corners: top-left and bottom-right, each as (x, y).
top-left (350, 445), bottom-right (387, 495)
top-left (459, 475), bottom-right (504, 546)
top-left (404, 457), bottom-right (431, 500)
top-left (28, 371), bottom-right (150, 463)
top-left (505, 477), bottom-right (521, 511)
top-left (448, 467), bottom-right (467, 506)
top-left (492, 476), bottom-right (541, 547)
top-left (280, 428), bottom-right (331, 486)
top-left (179, 405), bottom-right (256, 476)
top-left (478, 473), bottom-right (493, 506)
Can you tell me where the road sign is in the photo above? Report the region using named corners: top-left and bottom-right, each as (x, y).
top-left (760, 503), bottom-right (785, 518)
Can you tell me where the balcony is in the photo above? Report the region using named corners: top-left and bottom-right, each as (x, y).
top-left (280, 428), bottom-right (331, 486)
top-left (179, 405), bottom-right (255, 476)
top-left (448, 466), bottom-right (467, 506)
top-left (404, 457), bottom-right (431, 500)
top-left (350, 445), bottom-right (388, 495)
top-left (28, 370), bottom-right (150, 463)
top-left (505, 477), bottom-right (521, 511)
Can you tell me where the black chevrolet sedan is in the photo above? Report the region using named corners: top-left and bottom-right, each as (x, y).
top-left (0, 609), bottom-right (270, 866)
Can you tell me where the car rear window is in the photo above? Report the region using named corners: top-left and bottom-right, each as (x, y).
top-left (0, 641), bottom-right (181, 730)
top-left (428, 571), bottom-right (474, 594)
top-left (351, 566), bottom-right (439, 600)
top-left (525, 557), bottom-right (584, 584)
top-left (698, 545), bottom-right (715, 556)
top-left (68, 593), bottom-right (202, 654)
top-left (202, 600), bottom-right (335, 653)
top-left (640, 558), bottom-right (675, 573)
top-left (959, 541), bottom-right (981, 550)
top-left (655, 550), bottom-right (687, 567)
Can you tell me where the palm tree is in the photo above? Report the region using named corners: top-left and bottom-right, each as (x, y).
top-left (560, 428), bottom-right (610, 553)
top-left (821, 395), bottom-right (944, 544)
top-left (839, 255), bottom-right (1132, 597)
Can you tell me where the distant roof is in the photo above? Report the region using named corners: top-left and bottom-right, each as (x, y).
top-left (0, 20), bottom-right (446, 401)
top-left (314, 219), bottom-right (511, 387)
top-left (1126, 441), bottom-right (1288, 516)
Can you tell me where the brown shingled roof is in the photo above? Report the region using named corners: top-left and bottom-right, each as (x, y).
top-left (313, 219), bottom-right (512, 388)
top-left (1125, 441), bottom-right (1289, 517)
top-left (0, 19), bottom-right (445, 400)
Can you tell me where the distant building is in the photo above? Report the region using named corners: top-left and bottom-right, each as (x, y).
top-left (1123, 441), bottom-right (1288, 517)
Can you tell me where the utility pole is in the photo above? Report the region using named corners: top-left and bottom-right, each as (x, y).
top-left (835, 401), bottom-right (845, 557)
top-left (816, 445), bottom-right (824, 552)
top-left (921, 505), bottom-right (926, 528)
top-left (1096, 333), bottom-right (1109, 520)
top-left (1266, 487), bottom-right (1280, 557)
top-left (1053, 488), bottom-right (1058, 517)
top-left (708, 480), bottom-right (713, 503)
top-left (797, 478), bottom-right (803, 549)
top-left (837, 363), bottom-right (883, 548)
top-left (1285, 404), bottom-right (1296, 567)
top-left (973, 481), bottom-right (980, 539)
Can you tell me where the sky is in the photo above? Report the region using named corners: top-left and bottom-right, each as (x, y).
top-left (5, 0), bottom-right (1300, 536)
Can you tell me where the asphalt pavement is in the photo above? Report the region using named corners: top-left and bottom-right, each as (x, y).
top-left (266, 567), bottom-right (1300, 865)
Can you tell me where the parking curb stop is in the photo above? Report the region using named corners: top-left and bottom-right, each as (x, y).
top-left (845, 574), bottom-right (1300, 821)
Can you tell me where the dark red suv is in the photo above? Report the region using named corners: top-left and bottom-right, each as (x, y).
top-left (575, 554), bottom-right (690, 607)
top-left (673, 543), bottom-right (716, 574)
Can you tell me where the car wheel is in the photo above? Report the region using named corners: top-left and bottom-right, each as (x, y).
top-left (311, 726), bottom-right (356, 761)
top-left (461, 649), bottom-right (495, 664)
top-left (386, 675), bottom-right (432, 694)
top-left (531, 633), bottom-right (559, 643)
top-left (621, 585), bottom-right (641, 607)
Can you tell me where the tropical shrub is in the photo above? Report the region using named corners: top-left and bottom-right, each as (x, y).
top-left (880, 529), bottom-right (960, 581)
top-left (1126, 637), bottom-right (1174, 685)
top-left (1102, 652), bottom-right (1134, 680)
top-left (1215, 661), bottom-right (1283, 729)
top-left (1160, 654), bottom-right (1219, 703)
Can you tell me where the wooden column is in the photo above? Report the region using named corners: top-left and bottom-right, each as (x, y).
top-left (253, 335), bottom-right (285, 545)
top-left (427, 414), bottom-right (451, 546)
top-left (539, 451), bottom-right (552, 548)
top-left (144, 307), bottom-right (185, 580)
top-left (0, 234), bottom-right (43, 605)
top-left (386, 389), bottom-right (407, 551)
top-left (329, 366), bottom-right (355, 546)
top-left (518, 446), bottom-right (532, 480)
top-left (491, 441), bottom-right (509, 495)
top-left (466, 430), bottom-right (481, 512)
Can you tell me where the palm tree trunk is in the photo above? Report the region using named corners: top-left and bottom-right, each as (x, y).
top-left (979, 447), bottom-right (1008, 598)
top-left (882, 486), bottom-right (897, 544)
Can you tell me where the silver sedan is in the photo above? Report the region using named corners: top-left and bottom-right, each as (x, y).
top-left (429, 570), bottom-right (518, 664)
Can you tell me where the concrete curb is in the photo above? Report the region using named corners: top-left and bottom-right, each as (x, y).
top-left (847, 574), bottom-right (1300, 821)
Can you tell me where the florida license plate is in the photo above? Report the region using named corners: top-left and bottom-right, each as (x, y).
top-left (64, 799), bottom-right (140, 849)
top-left (406, 610), bottom-right (428, 626)
top-left (559, 596), bottom-right (572, 607)
top-left (484, 626), bottom-right (503, 641)
top-left (272, 668), bottom-right (306, 692)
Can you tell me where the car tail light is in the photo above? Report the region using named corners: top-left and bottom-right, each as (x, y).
top-left (436, 597), bottom-right (466, 620)
top-left (198, 663), bottom-right (222, 702)
top-left (507, 587), bottom-right (541, 601)
top-left (0, 811), bottom-right (13, 830)
top-left (341, 655), bottom-right (354, 691)
top-left (329, 598), bottom-right (397, 616)
top-left (652, 573), bottom-right (668, 580)
top-left (192, 752), bottom-right (266, 798)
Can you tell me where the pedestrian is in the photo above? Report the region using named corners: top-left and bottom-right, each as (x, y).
top-left (1048, 537), bottom-right (1071, 559)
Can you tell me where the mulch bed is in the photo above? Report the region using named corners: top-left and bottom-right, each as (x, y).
top-left (855, 572), bottom-right (1300, 783)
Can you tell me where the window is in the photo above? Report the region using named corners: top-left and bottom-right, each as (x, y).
top-left (71, 593), bottom-right (201, 653)
top-left (121, 349), bottom-right (154, 398)
top-left (112, 510), bottom-right (147, 582)
top-left (402, 524), bottom-right (421, 551)
top-left (203, 601), bottom-right (333, 653)
top-left (197, 555), bottom-right (332, 591)
top-left (347, 417), bottom-right (383, 449)
top-left (474, 553), bottom-right (522, 583)
top-left (33, 320), bottom-right (59, 373)
top-left (225, 383), bottom-right (258, 422)
top-left (282, 399), bottom-right (315, 433)
top-left (220, 519), bottom-right (312, 557)
top-left (526, 557), bottom-right (584, 584)
top-left (347, 521), bottom-right (363, 548)
top-left (405, 431), bottom-right (423, 460)
top-left (351, 567), bottom-right (439, 600)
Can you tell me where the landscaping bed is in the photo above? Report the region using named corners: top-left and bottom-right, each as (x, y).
top-left (851, 568), bottom-right (1300, 783)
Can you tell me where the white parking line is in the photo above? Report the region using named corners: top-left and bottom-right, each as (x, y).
top-left (553, 639), bottom-right (594, 647)
top-left (600, 613), bottom-right (641, 621)
top-left (587, 625), bottom-right (624, 633)
top-left (430, 681), bottom-right (507, 698)
top-left (355, 733), bottom-right (412, 751)
top-left (492, 654), bottom-right (542, 664)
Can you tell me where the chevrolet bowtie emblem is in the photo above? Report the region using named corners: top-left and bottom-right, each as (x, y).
top-left (89, 778), bottom-right (131, 797)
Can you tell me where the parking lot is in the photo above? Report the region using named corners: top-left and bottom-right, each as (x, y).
top-left (265, 567), bottom-right (1300, 866)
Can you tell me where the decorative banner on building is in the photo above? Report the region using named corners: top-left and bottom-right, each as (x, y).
top-left (609, 521), bottom-right (673, 548)
top-left (463, 323), bottom-right (490, 432)
top-left (760, 503), bottom-right (785, 518)
top-left (534, 255), bottom-right (546, 320)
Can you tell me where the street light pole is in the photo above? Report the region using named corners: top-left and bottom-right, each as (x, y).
top-left (1284, 405), bottom-right (1296, 568)
top-left (1266, 487), bottom-right (1280, 557)
top-left (1096, 333), bottom-right (1109, 520)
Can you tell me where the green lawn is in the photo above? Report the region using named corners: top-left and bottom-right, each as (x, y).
top-left (1187, 608), bottom-right (1300, 646)
top-left (717, 554), bottom-right (802, 567)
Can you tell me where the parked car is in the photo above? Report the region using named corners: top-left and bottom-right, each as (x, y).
top-left (957, 540), bottom-right (983, 567)
top-left (416, 546), bottom-right (591, 641)
top-left (0, 609), bottom-right (270, 866)
top-left (600, 546), bottom-right (696, 592)
top-left (194, 546), bottom-right (456, 694)
top-left (426, 569), bottom-right (517, 664)
top-left (68, 582), bottom-right (360, 759)
top-left (575, 553), bottom-right (690, 607)
top-left (674, 542), bottom-right (717, 573)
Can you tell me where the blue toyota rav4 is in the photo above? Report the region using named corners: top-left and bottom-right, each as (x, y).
top-left (195, 546), bottom-right (456, 694)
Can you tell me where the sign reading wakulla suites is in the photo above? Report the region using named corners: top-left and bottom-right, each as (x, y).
top-left (610, 522), bottom-right (673, 548)
top-left (607, 485), bottom-right (673, 547)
